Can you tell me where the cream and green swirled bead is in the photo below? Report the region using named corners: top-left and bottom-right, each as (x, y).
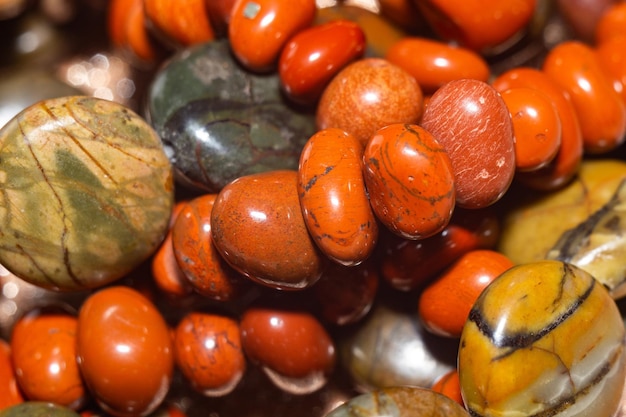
top-left (0, 96), bottom-right (174, 291)
top-left (458, 260), bottom-right (626, 417)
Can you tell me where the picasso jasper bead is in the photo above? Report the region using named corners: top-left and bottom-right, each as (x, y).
top-left (146, 39), bottom-right (316, 192)
top-left (0, 96), bottom-right (174, 291)
top-left (459, 260), bottom-right (626, 417)
top-left (325, 386), bottom-right (470, 417)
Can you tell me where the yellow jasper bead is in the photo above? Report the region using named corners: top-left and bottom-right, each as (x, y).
top-left (458, 260), bottom-right (626, 417)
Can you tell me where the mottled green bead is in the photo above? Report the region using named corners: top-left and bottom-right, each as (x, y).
top-left (0, 402), bottom-right (80, 417)
top-left (0, 96), bottom-right (174, 291)
top-left (146, 39), bottom-right (316, 192)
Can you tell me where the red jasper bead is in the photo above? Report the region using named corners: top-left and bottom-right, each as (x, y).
top-left (229, 0), bottom-right (316, 72)
top-left (543, 40), bottom-right (626, 154)
top-left (363, 123), bottom-right (455, 240)
top-left (171, 194), bottom-right (247, 301)
top-left (500, 87), bottom-right (562, 172)
top-left (316, 58), bottom-right (424, 146)
top-left (144, 0), bottom-right (215, 46)
top-left (211, 170), bottom-right (325, 290)
top-left (298, 128), bottom-right (378, 266)
top-left (279, 20), bottom-right (366, 105)
top-left (379, 208), bottom-right (500, 291)
top-left (492, 67), bottom-right (583, 190)
top-left (108, 0), bottom-right (159, 64)
top-left (10, 309), bottom-right (85, 408)
top-left (421, 79), bottom-right (515, 209)
top-left (432, 370), bottom-right (464, 406)
top-left (414, 0), bottom-right (537, 52)
top-left (0, 339), bottom-right (23, 409)
top-left (596, 36), bottom-right (626, 106)
top-left (205, 0), bottom-right (238, 36)
top-left (595, 2), bottom-right (626, 44)
top-left (418, 249), bottom-right (514, 338)
top-left (76, 286), bottom-right (174, 417)
top-left (240, 307), bottom-right (336, 389)
top-left (313, 260), bottom-right (379, 326)
top-left (385, 37), bottom-right (490, 94)
top-left (174, 313), bottom-right (246, 396)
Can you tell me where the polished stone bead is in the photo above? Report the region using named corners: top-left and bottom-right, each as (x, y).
top-left (146, 39), bottom-right (316, 192)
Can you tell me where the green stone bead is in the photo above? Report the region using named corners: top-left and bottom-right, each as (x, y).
top-left (0, 96), bottom-right (174, 291)
top-left (0, 402), bottom-right (80, 417)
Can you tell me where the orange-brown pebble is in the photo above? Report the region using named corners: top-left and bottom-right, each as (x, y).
top-left (211, 170), bottom-right (325, 290)
top-left (418, 249), bottom-right (514, 338)
top-left (108, 0), bottom-right (159, 63)
top-left (174, 313), bottom-right (246, 396)
top-left (420, 79), bottom-right (515, 209)
top-left (11, 310), bottom-right (85, 408)
top-left (543, 40), bottom-right (626, 154)
top-left (363, 123), bottom-right (455, 240)
top-left (492, 67), bottom-right (583, 190)
top-left (151, 232), bottom-right (192, 298)
top-left (432, 370), bottom-right (464, 406)
top-left (298, 128), bottom-right (378, 266)
top-left (228, 0), bottom-right (316, 72)
top-left (316, 58), bottom-right (424, 146)
top-left (596, 36), bottom-right (626, 106)
top-left (144, 0), bottom-right (215, 46)
top-left (595, 2), bottom-right (626, 44)
top-left (0, 339), bottom-right (23, 409)
top-left (385, 37), bottom-right (490, 94)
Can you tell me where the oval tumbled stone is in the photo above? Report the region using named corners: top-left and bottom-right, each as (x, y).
top-left (0, 96), bottom-right (174, 291)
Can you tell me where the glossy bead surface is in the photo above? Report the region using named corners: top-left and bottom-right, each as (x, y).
top-left (596, 36), bottom-right (626, 106)
top-left (298, 128), bottom-right (377, 265)
top-left (326, 386), bottom-right (470, 417)
top-left (432, 370), bottom-right (463, 406)
top-left (151, 232), bottom-right (192, 299)
top-left (413, 0), bottom-right (536, 52)
top-left (340, 304), bottom-right (457, 391)
top-left (418, 249), bottom-right (514, 338)
top-left (0, 340), bottom-right (23, 409)
top-left (380, 208), bottom-right (500, 291)
top-left (0, 96), bottom-right (173, 291)
top-left (316, 58), bottom-right (423, 146)
top-left (279, 20), bottom-right (365, 105)
top-left (363, 123), bottom-right (455, 239)
top-left (543, 41), bottom-right (626, 154)
top-left (595, 2), bottom-right (626, 43)
top-left (228, 0), bottom-right (316, 72)
top-left (459, 261), bottom-right (626, 417)
top-left (108, 0), bottom-right (159, 64)
top-left (11, 310), bottom-right (84, 408)
top-left (211, 170), bottom-right (325, 290)
top-left (174, 312), bottom-right (245, 396)
top-left (77, 286), bottom-right (173, 417)
top-left (421, 79), bottom-right (515, 209)
top-left (500, 87), bottom-right (562, 172)
top-left (240, 307), bottom-right (336, 393)
top-left (147, 40), bottom-right (315, 192)
top-left (144, 0), bottom-right (215, 46)
top-left (385, 37), bottom-right (490, 94)
top-left (171, 194), bottom-right (247, 300)
top-left (492, 67), bottom-right (583, 190)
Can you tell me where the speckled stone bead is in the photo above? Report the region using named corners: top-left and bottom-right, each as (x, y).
top-left (0, 402), bottom-right (80, 417)
top-left (459, 260), bottom-right (626, 417)
top-left (325, 386), bottom-right (470, 417)
top-left (0, 96), bottom-right (174, 291)
top-left (146, 39), bottom-right (316, 192)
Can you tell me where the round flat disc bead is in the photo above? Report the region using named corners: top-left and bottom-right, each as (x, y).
top-left (459, 260), bottom-right (626, 417)
top-left (0, 96), bottom-right (174, 291)
top-left (362, 123), bottom-right (455, 240)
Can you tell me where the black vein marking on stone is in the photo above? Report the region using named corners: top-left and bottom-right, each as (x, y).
top-left (303, 165), bottom-right (335, 192)
top-left (18, 110), bottom-right (82, 287)
top-left (468, 265), bottom-right (595, 350)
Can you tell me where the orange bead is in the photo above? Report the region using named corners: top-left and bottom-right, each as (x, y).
top-left (279, 20), bottom-right (366, 105)
top-left (108, 0), bottom-right (159, 63)
top-left (174, 313), bottom-right (246, 396)
top-left (363, 123), bottom-right (455, 240)
top-left (316, 58), bottom-right (424, 146)
top-left (144, 0), bottom-right (215, 46)
top-left (432, 370), bottom-right (464, 406)
top-left (0, 339), bottom-right (23, 410)
top-left (11, 310), bottom-right (85, 408)
top-left (595, 2), bottom-right (626, 44)
top-left (413, 0), bottom-right (536, 51)
top-left (229, 0), bottom-right (316, 72)
top-left (151, 232), bottom-right (192, 298)
top-left (385, 37), bottom-right (490, 94)
top-left (543, 40), bottom-right (626, 154)
top-left (492, 67), bottom-right (583, 190)
top-left (596, 36), bottom-right (626, 106)
top-left (298, 128), bottom-right (378, 266)
top-left (500, 87), bottom-right (562, 172)
top-left (418, 249), bottom-right (514, 338)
